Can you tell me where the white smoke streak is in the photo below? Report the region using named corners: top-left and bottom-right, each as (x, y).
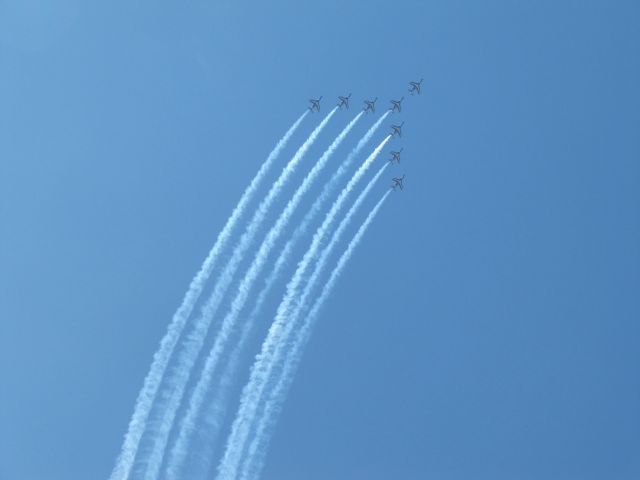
top-left (241, 188), bottom-right (391, 480)
top-left (108, 112), bottom-right (307, 480)
top-left (195, 113), bottom-right (390, 477)
top-left (217, 135), bottom-right (391, 480)
top-left (164, 111), bottom-right (361, 478)
top-left (141, 108), bottom-right (337, 480)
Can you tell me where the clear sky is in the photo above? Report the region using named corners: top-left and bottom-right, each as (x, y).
top-left (1, 1), bottom-right (639, 479)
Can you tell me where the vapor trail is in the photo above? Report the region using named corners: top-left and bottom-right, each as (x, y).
top-left (141, 108), bottom-right (337, 480)
top-left (217, 135), bottom-right (391, 480)
top-left (239, 180), bottom-right (390, 480)
top-left (185, 113), bottom-right (389, 478)
top-left (108, 111), bottom-right (307, 480)
top-left (242, 190), bottom-right (391, 480)
top-left (164, 111), bottom-right (362, 479)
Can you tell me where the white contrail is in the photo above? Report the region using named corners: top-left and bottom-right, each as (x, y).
top-left (172, 112), bottom-right (390, 477)
top-left (216, 135), bottom-right (391, 480)
top-left (164, 111), bottom-right (362, 479)
top-left (243, 190), bottom-right (391, 480)
top-left (171, 112), bottom-right (389, 479)
top-left (140, 108), bottom-right (337, 480)
top-left (192, 113), bottom-right (390, 477)
top-left (108, 111), bottom-right (307, 480)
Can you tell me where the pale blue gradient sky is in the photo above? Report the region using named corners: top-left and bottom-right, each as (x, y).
top-left (1, 1), bottom-right (639, 479)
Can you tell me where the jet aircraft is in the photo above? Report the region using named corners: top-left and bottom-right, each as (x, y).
top-left (389, 97), bottom-right (404, 113)
top-left (389, 148), bottom-right (403, 164)
top-left (337, 93), bottom-right (351, 109)
top-left (390, 122), bottom-right (404, 137)
top-left (308, 96), bottom-right (323, 112)
top-left (392, 174), bottom-right (405, 191)
top-left (408, 78), bottom-right (423, 95)
top-left (363, 97), bottom-right (378, 114)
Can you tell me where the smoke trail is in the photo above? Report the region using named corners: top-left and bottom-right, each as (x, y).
top-left (172, 112), bottom-right (388, 479)
top-left (242, 190), bottom-right (391, 480)
top-left (183, 113), bottom-right (388, 477)
top-left (241, 163), bottom-right (391, 478)
top-left (108, 111), bottom-right (307, 480)
top-left (141, 108), bottom-right (337, 480)
top-left (217, 135), bottom-right (391, 480)
top-left (164, 111), bottom-right (363, 479)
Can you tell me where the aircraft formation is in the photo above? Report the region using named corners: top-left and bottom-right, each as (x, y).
top-left (307, 78), bottom-right (422, 193)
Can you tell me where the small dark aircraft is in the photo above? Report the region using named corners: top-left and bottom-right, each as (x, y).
top-left (390, 122), bottom-right (404, 137)
top-left (392, 174), bottom-right (405, 191)
top-left (389, 97), bottom-right (404, 113)
top-left (308, 96), bottom-right (323, 112)
top-left (363, 97), bottom-right (378, 114)
top-left (337, 93), bottom-right (351, 109)
top-left (408, 78), bottom-right (423, 95)
top-left (389, 148), bottom-right (403, 164)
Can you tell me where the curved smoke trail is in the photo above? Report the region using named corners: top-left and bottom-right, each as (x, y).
top-left (217, 135), bottom-right (391, 480)
top-left (141, 108), bottom-right (337, 480)
top-left (190, 112), bottom-right (391, 477)
top-left (108, 111), bottom-right (307, 480)
top-left (164, 111), bottom-right (362, 478)
top-left (241, 183), bottom-right (391, 480)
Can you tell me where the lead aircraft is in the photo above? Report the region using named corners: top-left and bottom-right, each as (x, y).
top-left (408, 78), bottom-right (423, 95)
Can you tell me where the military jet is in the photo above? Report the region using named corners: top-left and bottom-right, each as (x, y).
top-left (389, 148), bottom-right (403, 164)
top-left (390, 122), bottom-right (404, 137)
top-left (308, 96), bottom-right (323, 112)
top-left (389, 97), bottom-right (404, 113)
top-left (392, 174), bottom-right (405, 191)
top-left (337, 93), bottom-right (351, 109)
top-left (363, 97), bottom-right (378, 114)
top-left (408, 78), bottom-right (423, 95)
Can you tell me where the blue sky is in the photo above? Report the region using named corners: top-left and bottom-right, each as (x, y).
top-left (1, 1), bottom-right (639, 479)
